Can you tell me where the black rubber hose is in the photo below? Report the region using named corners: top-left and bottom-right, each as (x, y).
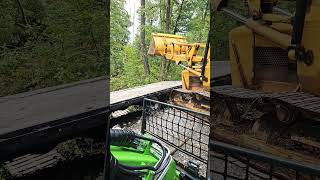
top-left (118, 164), bottom-right (146, 176)
top-left (109, 129), bottom-right (168, 173)
top-left (292, 0), bottom-right (308, 46)
top-left (134, 135), bottom-right (167, 172)
top-left (109, 154), bottom-right (146, 177)
top-left (110, 129), bottom-right (137, 148)
top-left (201, 29), bottom-right (211, 80)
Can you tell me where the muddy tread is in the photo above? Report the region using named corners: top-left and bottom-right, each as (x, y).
top-left (212, 85), bottom-right (320, 117)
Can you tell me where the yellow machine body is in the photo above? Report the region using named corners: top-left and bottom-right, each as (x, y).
top-left (227, 1), bottom-right (320, 95)
top-left (148, 33), bottom-right (210, 92)
top-left (297, 1), bottom-right (320, 94)
top-left (211, 0), bottom-right (320, 167)
top-left (229, 24), bottom-right (299, 92)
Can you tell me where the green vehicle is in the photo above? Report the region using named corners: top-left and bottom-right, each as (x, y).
top-left (104, 98), bottom-right (209, 180)
top-left (107, 128), bottom-right (200, 180)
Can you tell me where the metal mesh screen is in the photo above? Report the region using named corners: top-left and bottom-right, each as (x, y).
top-left (209, 141), bottom-right (320, 180)
top-left (140, 99), bottom-right (320, 179)
top-left (141, 98), bottom-right (210, 164)
top-left (255, 47), bottom-right (289, 67)
top-left (254, 47), bottom-right (297, 82)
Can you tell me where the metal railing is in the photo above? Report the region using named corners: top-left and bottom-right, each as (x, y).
top-left (209, 140), bottom-right (320, 180)
top-left (141, 98), bottom-right (210, 172)
top-left (140, 98), bottom-right (320, 180)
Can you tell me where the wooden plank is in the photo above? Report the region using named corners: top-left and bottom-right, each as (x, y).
top-left (0, 61), bottom-right (229, 137)
top-left (0, 79), bottom-right (181, 161)
top-left (7, 151), bottom-right (59, 169)
top-left (213, 128), bottom-right (320, 165)
top-left (4, 150), bottom-right (64, 177)
top-left (0, 77), bottom-right (108, 136)
top-left (3, 109), bottom-right (142, 177)
top-left (110, 81), bottom-right (181, 105)
top-left (0, 79), bottom-right (181, 136)
top-left (0, 61), bottom-right (230, 161)
top-left (291, 135), bottom-right (320, 149)
top-left (6, 150), bottom-right (58, 167)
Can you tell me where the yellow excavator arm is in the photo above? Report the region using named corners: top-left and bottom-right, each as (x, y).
top-left (148, 33), bottom-right (210, 91)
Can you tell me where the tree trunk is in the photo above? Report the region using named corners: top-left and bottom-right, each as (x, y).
top-left (164, 0), bottom-right (185, 75)
top-left (160, 0), bottom-right (165, 30)
top-left (89, 24), bottom-right (100, 61)
top-left (165, 0), bottom-right (171, 33)
top-left (159, 0), bottom-right (171, 80)
top-left (16, 0), bottom-right (28, 25)
top-left (173, 0), bottom-right (184, 34)
top-left (210, 0), bottom-right (216, 61)
top-left (198, 1), bottom-right (209, 41)
top-left (140, 0), bottom-right (150, 75)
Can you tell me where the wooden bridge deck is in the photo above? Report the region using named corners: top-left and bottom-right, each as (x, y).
top-left (0, 61), bottom-right (230, 161)
top-left (0, 77), bottom-right (181, 161)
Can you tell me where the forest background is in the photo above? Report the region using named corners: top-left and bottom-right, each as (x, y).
top-left (0, 0), bottom-right (295, 96)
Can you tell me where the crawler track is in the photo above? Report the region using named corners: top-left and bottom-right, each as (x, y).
top-left (211, 85), bottom-right (320, 165)
top-left (212, 85), bottom-right (320, 118)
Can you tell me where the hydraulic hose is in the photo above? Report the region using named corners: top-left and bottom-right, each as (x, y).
top-left (292, 0), bottom-right (308, 47)
top-left (109, 129), bottom-right (169, 175)
top-left (200, 29), bottom-right (211, 80)
top-left (110, 128), bottom-right (137, 148)
top-left (135, 135), bottom-right (168, 173)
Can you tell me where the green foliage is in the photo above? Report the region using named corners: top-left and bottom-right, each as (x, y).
top-left (0, 0), bottom-right (16, 44)
top-left (0, 0), bottom-right (107, 96)
top-left (0, 0), bottom-right (296, 96)
top-left (111, 44), bottom-right (182, 91)
top-left (277, 1), bottom-right (296, 13)
top-left (180, 0), bottom-right (210, 42)
top-left (110, 0), bottom-right (130, 78)
top-left (56, 138), bottom-right (104, 160)
top-left (110, 0), bottom-right (209, 91)
top-left (1, 0), bottom-right (210, 95)
top-left (0, 163), bottom-right (10, 180)
top-left (211, 13), bottom-right (239, 61)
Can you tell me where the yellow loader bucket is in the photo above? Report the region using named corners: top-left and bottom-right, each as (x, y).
top-left (148, 33), bottom-right (187, 56)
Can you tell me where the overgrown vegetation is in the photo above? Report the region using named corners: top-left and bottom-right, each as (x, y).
top-left (0, 164), bottom-right (10, 180)
top-left (0, 0), bottom-right (209, 95)
top-left (110, 0), bottom-right (210, 91)
top-left (0, 0), bottom-right (295, 96)
top-left (56, 138), bottom-right (104, 160)
top-left (0, 0), bottom-right (108, 96)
